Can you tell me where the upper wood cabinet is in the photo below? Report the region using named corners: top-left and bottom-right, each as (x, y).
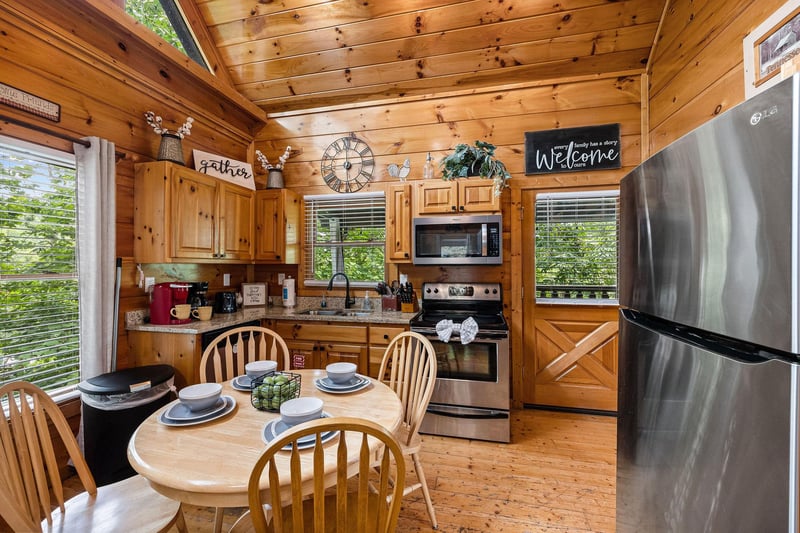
top-left (414, 178), bottom-right (499, 215)
top-left (254, 189), bottom-right (301, 263)
top-left (134, 162), bottom-right (254, 263)
top-left (386, 183), bottom-right (412, 263)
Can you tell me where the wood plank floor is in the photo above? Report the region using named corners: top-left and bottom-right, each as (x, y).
top-left (66, 408), bottom-right (617, 532)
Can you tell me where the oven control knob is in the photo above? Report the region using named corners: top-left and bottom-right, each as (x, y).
top-left (433, 288), bottom-right (439, 293)
top-left (493, 289), bottom-right (498, 294)
top-left (426, 288), bottom-right (432, 293)
top-left (484, 288), bottom-right (490, 294)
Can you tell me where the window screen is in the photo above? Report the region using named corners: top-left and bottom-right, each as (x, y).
top-left (1, 141), bottom-right (80, 392)
top-left (535, 190), bottom-right (619, 302)
top-left (304, 192), bottom-right (386, 285)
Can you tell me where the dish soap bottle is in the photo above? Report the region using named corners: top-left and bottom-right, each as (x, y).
top-left (362, 290), bottom-right (372, 311)
top-left (423, 152), bottom-right (434, 179)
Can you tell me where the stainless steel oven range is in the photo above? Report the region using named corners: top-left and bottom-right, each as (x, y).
top-left (410, 282), bottom-right (510, 443)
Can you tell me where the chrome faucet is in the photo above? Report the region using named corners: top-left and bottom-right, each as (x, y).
top-left (327, 272), bottom-right (355, 308)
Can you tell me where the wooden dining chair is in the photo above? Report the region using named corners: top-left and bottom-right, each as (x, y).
top-left (377, 331), bottom-right (438, 529)
top-left (243, 416), bottom-right (406, 533)
top-left (199, 325), bottom-right (291, 531)
top-left (0, 381), bottom-right (185, 533)
top-left (199, 326), bottom-right (291, 383)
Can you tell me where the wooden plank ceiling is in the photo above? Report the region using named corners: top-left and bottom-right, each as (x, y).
top-left (193, 0), bottom-right (666, 113)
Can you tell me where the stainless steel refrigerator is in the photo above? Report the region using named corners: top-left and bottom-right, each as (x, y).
top-left (617, 74), bottom-right (800, 532)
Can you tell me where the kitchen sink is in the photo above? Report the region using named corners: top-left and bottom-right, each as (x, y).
top-left (296, 309), bottom-right (340, 316)
top-left (295, 309), bottom-right (373, 317)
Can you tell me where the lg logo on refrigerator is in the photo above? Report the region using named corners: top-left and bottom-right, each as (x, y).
top-left (750, 105), bottom-right (779, 125)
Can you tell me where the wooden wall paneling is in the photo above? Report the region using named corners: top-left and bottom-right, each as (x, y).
top-left (239, 50), bottom-right (649, 111)
top-left (229, 20), bottom-right (657, 83)
top-left (0, 9), bottom-right (253, 161)
top-left (648, 0), bottom-right (781, 131)
top-left (646, 0), bottom-right (786, 153)
top-left (2, 1), bottom-right (265, 137)
top-left (263, 76), bottom-right (644, 138)
top-left (208, 0), bottom-right (601, 49)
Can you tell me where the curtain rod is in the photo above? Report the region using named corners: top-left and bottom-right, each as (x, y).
top-left (0, 113), bottom-right (126, 159)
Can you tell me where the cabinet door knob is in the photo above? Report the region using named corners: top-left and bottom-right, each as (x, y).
top-left (383, 334), bottom-right (389, 340)
top-left (459, 205), bottom-right (465, 211)
top-left (403, 252), bottom-right (409, 258)
top-left (451, 205), bottom-right (457, 211)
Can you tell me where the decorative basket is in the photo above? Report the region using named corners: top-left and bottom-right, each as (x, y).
top-left (250, 371), bottom-right (301, 411)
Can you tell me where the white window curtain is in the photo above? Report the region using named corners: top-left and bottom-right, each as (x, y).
top-left (73, 137), bottom-right (116, 379)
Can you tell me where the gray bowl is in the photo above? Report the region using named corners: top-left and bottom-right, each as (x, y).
top-left (279, 397), bottom-right (323, 427)
top-left (326, 362), bottom-right (357, 384)
top-left (178, 383), bottom-right (222, 412)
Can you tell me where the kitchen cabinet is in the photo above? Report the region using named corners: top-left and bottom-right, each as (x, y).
top-left (368, 325), bottom-right (408, 377)
top-left (254, 189), bottom-right (301, 263)
top-left (414, 178), bottom-right (499, 215)
top-left (267, 320), bottom-right (369, 374)
top-left (386, 183), bottom-right (412, 262)
top-left (134, 162), bottom-right (254, 263)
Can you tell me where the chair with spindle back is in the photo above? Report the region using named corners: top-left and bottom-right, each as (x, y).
top-left (241, 416), bottom-right (406, 533)
top-left (0, 381), bottom-right (185, 533)
top-left (378, 331), bottom-right (439, 529)
top-left (198, 325), bottom-right (291, 531)
top-left (199, 326), bottom-right (291, 383)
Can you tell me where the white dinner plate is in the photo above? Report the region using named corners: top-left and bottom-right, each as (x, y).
top-left (159, 396), bottom-right (236, 427)
top-left (314, 376), bottom-right (371, 394)
top-left (262, 412), bottom-right (335, 450)
top-left (316, 374), bottom-right (369, 390)
top-left (232, 375), bottom-right (253, 391)
top-left (164, 396), bottom-right (227, 421)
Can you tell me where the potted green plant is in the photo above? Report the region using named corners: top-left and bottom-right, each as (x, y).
top-left (439, 140), bottom-right (511, 197)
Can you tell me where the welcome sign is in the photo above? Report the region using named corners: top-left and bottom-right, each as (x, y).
top-left (524, 124), bottom-right (621, 175)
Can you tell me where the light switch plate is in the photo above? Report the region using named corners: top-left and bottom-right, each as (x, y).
top-left (144, 277), bottom-right (155, 291)
top-left (278, 273), bottom-right (285, 284)
top-left (223, 273), bottom-right (231, 286)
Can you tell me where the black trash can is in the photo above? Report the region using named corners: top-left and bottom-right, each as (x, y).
top-left (77, 364), bottom-right (174, 486)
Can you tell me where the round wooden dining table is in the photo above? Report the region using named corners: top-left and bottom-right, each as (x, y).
top-left (127, 369), bottom-right (402, 511)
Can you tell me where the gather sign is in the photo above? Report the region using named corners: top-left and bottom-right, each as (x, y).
top-left (524, 123), bottom-right (621, 175)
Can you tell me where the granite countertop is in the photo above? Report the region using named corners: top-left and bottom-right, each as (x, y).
top-left (126, 297), bottom-right (416, 334)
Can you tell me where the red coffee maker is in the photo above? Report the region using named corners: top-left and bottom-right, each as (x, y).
top-left (150, 282), bottom-right (192, 325)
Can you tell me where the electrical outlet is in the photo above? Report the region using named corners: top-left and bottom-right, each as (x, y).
top-left (144, 277), bottom-right (155, 291)
top-left (223, 273), bottom-right (231, 286)
top-left (278, 273), bottom-right (285, 284)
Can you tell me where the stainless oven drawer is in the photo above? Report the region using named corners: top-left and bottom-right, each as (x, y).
top-left (420, 403), bottom-right (510, 443)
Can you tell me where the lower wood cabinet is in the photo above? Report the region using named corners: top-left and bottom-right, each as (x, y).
top-left (368, 325), bottom-right (408, 377)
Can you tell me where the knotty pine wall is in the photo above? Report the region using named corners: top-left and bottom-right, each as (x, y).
top-left (647, 0), bottom-right (787, 154)
top-left (258, 75), bottom-right (644, 407)
top-left (0, 2), bottom-right (264, 373)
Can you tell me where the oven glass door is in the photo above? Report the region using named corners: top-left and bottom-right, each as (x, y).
top-left (424, 335), bottom-right (509, 411)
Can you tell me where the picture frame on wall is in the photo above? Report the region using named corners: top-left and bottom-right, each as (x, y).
top-left (744, 0), bottom-right (800, 98)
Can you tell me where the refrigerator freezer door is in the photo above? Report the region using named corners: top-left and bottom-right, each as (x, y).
top-left (620, 75), bottom-right (798, 353)
top-left (617, 310), bottom-right (798, 532)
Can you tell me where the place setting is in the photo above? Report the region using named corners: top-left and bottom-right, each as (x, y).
top-left (158, 383), bottom-right (236, 427)
top-left (261, 397), bottom-right (337, 450)
top-left (314, 362), bottom-right (371, 394)
top-left (232, 360), bottom-right (278, 391)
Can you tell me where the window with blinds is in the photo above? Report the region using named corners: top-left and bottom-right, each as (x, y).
top-left (535, 190), bottom-right (619, 302)
top-left (304, 192), bottom-right (386, 286)
top-left (0, 140), bottom-right (80, 393)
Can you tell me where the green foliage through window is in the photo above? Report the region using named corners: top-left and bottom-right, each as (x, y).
top-left (125, 0), bottom-right (209, 70)
top-left (304, 193), bottom-right (386, 285)
top-left (535, 191), bottom-right (619, 301)
top-left (1, 142), bottom-right (80, 392)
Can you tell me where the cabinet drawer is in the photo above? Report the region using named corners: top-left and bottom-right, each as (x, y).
top-left (276, 322), bottom-right (368, 343)
top-left (369, 326), bottom-right (407, 345)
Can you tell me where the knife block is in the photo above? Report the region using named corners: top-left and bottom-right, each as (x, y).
top-left (400, 292), bottom-right (418, 313)
top-left (381, 295), bottom-right (400, 311)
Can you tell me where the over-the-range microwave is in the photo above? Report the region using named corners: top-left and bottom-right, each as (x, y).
top-left (412, 214), bottom-right (502, 265)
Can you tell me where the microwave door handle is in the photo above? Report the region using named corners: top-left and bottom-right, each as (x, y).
top-left (481, 223), bottom-right (487, 256)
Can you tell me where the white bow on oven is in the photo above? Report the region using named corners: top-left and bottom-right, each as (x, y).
top-left (435, 316), bottom-right (479, 344)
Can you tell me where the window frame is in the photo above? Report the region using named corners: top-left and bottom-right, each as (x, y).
top-left (0, 136), bottom-right (81, 397)
top-left (302, 192), bottom-right (387, 289)
top-left (534, 189), bottom-right (620, 305)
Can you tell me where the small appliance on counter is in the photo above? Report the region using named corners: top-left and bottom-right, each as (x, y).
top-left (187, 281), bottom-right (209, 310)
top-left (149, 282), bottom-right (192, 325)
top-left (214, 291), bottom-right (237, 314)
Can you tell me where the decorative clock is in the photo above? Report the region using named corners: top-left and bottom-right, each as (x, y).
top-left (320, 135), bottom-right (375, 193)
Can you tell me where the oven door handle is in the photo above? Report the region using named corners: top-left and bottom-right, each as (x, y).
top-left (426, 406), bottom-right (509, 420)
top-left (413, 330), bottom-right (509, 341)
